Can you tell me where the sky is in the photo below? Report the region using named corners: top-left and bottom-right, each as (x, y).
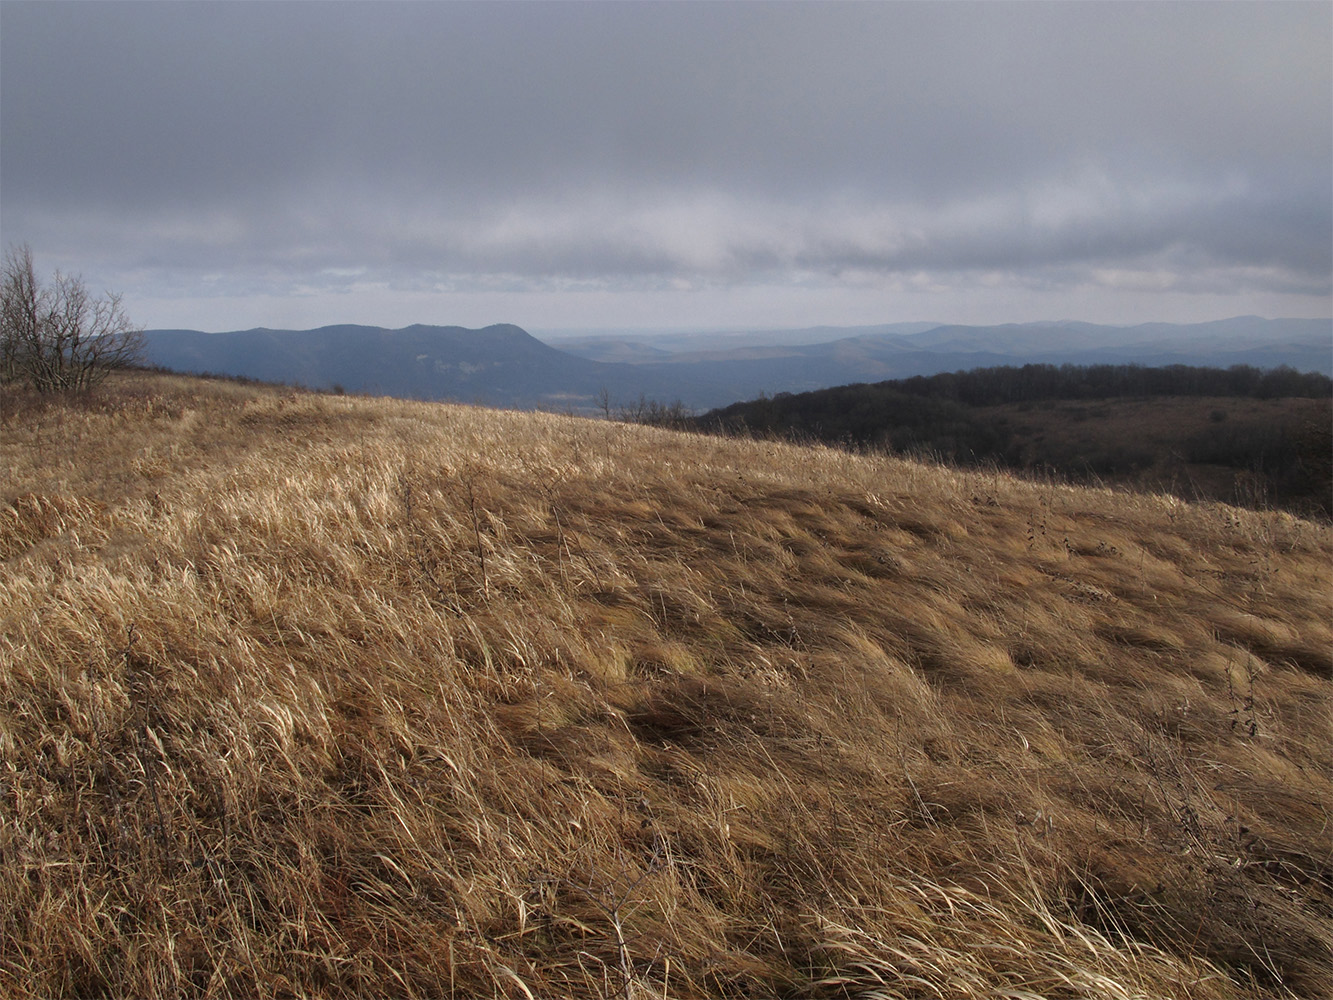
top-left (2, 1), bottom-right (1330, 335)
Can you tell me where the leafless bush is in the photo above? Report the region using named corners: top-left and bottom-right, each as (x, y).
top-left (617, 393), bottom-right (692, 428)
top-left (1, 243), bottom-right (143, 392)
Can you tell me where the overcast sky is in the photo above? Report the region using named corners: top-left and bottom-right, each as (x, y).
top-left (2, 1), bottom-right (1330, 334)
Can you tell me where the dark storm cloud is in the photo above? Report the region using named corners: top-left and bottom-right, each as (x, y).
top-left (2, 1), bottom-right (1329, 326)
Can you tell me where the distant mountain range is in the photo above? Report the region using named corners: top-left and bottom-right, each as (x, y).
top-left (143, 317), bottom-right (1332, 413)
top-left (142, 324), bottom-right (603, 409)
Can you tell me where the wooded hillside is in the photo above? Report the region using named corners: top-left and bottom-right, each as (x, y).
top-left (693, 364), bottom-right (1333, 518)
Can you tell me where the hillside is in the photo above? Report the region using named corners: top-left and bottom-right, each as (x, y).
top-left (142, 324), bottom-right (624, 409)
top-left (555, 319), bottom-right (1333, 375)
top-left (693, 365), bottom-right (1333, 519)
top-left (2, 373), bottom-right (1331, 999)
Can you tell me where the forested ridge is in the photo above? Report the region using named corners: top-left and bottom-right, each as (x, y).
top-left (692, 364), bottom-right (1332, 517)
top-left (867, 362), bottom-right (1329, 405)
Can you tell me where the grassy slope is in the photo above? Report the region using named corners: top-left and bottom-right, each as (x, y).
top-left (2, 373), bottom-right (1330, 999)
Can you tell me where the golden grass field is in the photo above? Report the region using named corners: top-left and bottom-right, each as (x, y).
top-left (2, 372), bottom-right (1330, 999)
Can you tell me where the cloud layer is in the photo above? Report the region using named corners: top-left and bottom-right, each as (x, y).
top-left (2, 2), bottom-right (1329, 330)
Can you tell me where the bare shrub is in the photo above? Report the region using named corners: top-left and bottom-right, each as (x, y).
top-left (1, 244), bottom-right (143, 392)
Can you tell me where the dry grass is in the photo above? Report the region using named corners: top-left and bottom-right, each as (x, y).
top-left (2, 371), bottom-right (1330, 999)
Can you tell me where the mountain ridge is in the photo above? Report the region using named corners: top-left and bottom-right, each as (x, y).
top-left (143, 317), bottom-right (1333, 412)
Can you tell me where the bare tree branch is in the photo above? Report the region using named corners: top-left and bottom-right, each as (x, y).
top-left (1, 244), bottom-right (144, 392)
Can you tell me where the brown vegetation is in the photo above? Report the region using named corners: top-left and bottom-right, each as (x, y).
top-left (980, 395), bottom-right (1333, 517)
top-left (2, 372), bottom-right (1330, 998)
top-left (686, 362), bottom-right (1333, 520)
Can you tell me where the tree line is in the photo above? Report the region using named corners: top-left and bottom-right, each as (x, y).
top-left (859, 362), bottom-right (1330, 406)
top-left (691, 363), bottom-right (1331, 448)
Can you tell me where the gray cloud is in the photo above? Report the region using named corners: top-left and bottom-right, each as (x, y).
top-left (2, 1), bottom-right (1328, 330)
